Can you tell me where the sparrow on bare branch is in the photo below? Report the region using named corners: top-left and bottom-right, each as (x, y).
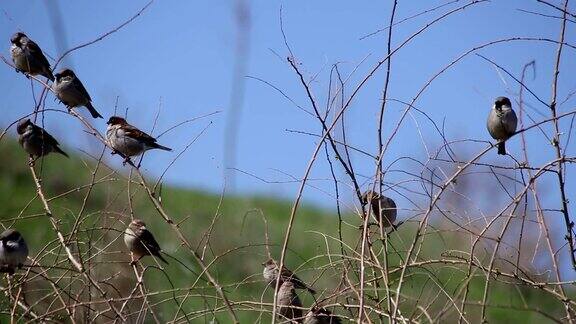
top-left (124, 219), bottom-right (168, 265)
top-left (361, 190), bottom-right (397, 228)
top-left (17, 119), bottom-right (68, 165)
top-left (262, 258), bottom-right (316, 294)
top-left (277, 281), bottom-right (303, 323)
top-left (487, 96), bottom-right (517, 155)
top-left (10, 32), bottom-right (54, 81)
top-left (53, 68), bottom-right (102, 119)
top-left (106, 116), bottom-right (172, 165)
top-left (0, 229), bottom-right (29, 275)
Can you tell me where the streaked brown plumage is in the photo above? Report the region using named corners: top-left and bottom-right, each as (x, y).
top-left (106, 116), bottom-right (172, 163)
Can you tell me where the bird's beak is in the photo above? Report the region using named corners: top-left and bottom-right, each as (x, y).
top-left (261, 261), bottom-right (266, 266)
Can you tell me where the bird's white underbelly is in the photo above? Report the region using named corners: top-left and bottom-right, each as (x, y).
top-left (55, 81), bottom-right (84, 106)
top-left (124, 227), bottom-right (137, 249)
top-left (107, 129), bottom-right (145, 157)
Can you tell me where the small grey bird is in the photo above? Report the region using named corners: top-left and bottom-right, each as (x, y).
top-left (10, 32), bottom-right (54, 81)
top-left (53, 68), bottom-right (102, 119)
top-left (0, 229), bottom-right (29, 275)
top-left (262, 259), bottom-right (316, 294)
top-left (17, 119), bottom-right (68, 163)
top-left (304, 307), bottom-right (342, 324)
top-left (361, 190), bottom-right (397, 228)
top-left (106, 116), bottom-right (172, 163)
top-left (487, 96), bottom-right (517, 155)
top-left (277, 281), bottom-right (303, 323)
top-left (124, 219), bottom-right (168, 264)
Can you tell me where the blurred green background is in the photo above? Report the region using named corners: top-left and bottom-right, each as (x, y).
top-left (0, 138), bottom-right (572, 323)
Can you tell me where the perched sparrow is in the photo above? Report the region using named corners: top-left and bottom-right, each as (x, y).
top-left (10, 32), bottom-right (54, 81)
top-left (304, 307), bottom-right (341, 324)
top-left (106, 116), bottom-right (172, 163)
top-left (53, 68), bottom-right (102, 119)
top-left (487, 96), bottom-right (517, 155)
top-left (277, 281), bottom-right (303, 323)
top-left (361, 190), bottom-right (397, 228)
top-left (124, 219), bottom-right (168, 264)
top-left (262, 259), bottom-right (316, 294)
top-left (17, 119), bottom-right (68, 163)
top-left (0, 229), bottom-right (29, 275)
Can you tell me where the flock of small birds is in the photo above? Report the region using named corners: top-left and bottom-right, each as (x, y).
top-left (0, 31), bottom-right (519, 323)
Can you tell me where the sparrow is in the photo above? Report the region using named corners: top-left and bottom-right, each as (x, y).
top-left (106, 116), bottom-right (172, 164)
top-left (277, 281), bottom-right (303, 323)
top-left (124, 219), bottom-right (168, 264)
top-left (53, 68), bottom-right (102, 118)
top-left (262, 259), bottom-right (316, 294)
top-left (487, 96), bottom-right (517, 155)
top-left (0, 229), bottom-right (29, 275)
top-left (17, 118), bottom-right (68, 164)
top-left (10, 32), bottom-right (54, 81)
top-left (304, 307), bottom-right (341, 324)
top-left (361, 190), bottom-right (397, 228)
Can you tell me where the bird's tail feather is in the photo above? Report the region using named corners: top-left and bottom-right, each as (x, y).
top-left (86, 102), bottom-right (103, 119)
top-left (497, 141), bottom-right (506, 155)
top-left (44, 69), bottom-right (55, 82)
top-left (151, 143), bottom-right (172, 151)
top-left (157, 253), bottom-right (169, 264)
top-left (55, 146), bottom-right (69, 158)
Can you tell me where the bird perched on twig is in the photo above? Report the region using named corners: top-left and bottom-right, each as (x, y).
top-left (10, 32), bottom-right (54, 81)
top-left (487, 96), bottom-right (517, 155)
top-left (361, 190), bottom-right (397, 228)
top-left (106, 116), bottom-right (172, 165)
top-left (304, 306), bottom-right (341, 324)
top-left (53, 68), bottom-right (102, 119)
top-left (17, 119), bottom-right (68, 164)
top-left (124, 219), bottom-right (168, 265)
top-left (277, 281), bottom-right (303, 323)
top-left (0, 229), bottom-right (29, 275)
top-left (262, 259), bottom-right (316, 294)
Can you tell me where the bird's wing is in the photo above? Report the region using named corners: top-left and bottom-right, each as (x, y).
top-left (140, 229), bottom-right (162, 255)
top-left (384, 197), bottom-right (396, 209)
top-left (279, 266), bottom-right (295, 280)
top-left (504, 110), bottom-right (518, 134)
top-left (280, 267), bottom-right (307, 288)
top-left (123, 124), bottom-right (158, 145)
top-left (27, 40), bottom-right (51, 70)
top-left (71, 78), bottom-right (92, 101)
top-left (35, 125), bottom-right (61, 147)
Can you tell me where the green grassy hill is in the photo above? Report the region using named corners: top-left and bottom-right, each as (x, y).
top-left (0, 139), bottom-right (353, 322)
top-left (0, 139), bottom-right (570, 323)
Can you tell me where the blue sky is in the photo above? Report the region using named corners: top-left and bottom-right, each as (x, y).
top-left (0, 0), bottom-right (574, 218)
